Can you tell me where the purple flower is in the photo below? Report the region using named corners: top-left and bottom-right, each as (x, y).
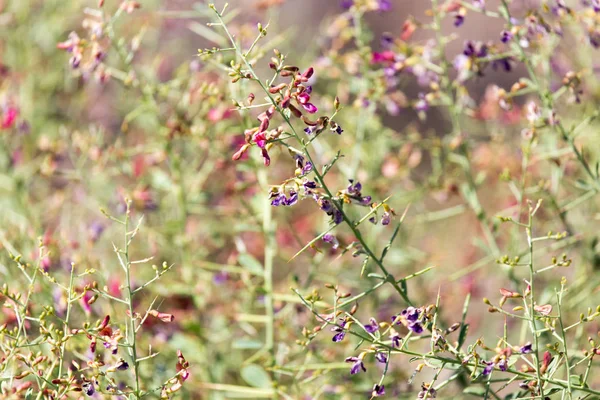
top-left (303, 180), bottom-right (317, 191)
top-left (302, 103), bottom-right (318, 114)
top-left (377, 0), bottom-right (392, 11)
top-left (454, 15), bottom-right (465, 27)
top-left (364, 318), bottom-right (379, 333)
top-left (381, 212), bottom-right (391, 225)
top-left (372, 384), bottom-right (385, 397)
top-left (83, 382), bottom-right (95, 396)
top-left (498, 359), bottom-right (508, 371)
top-left (390, 332), bottom-right (402, 348)
top-left (402, 307), bottom-right (420, 322)
top-left (500, 30), bottom-right (512, 43)
top-left (116, 359), bottom-right (129, 371)
top-left (332, 330), bottom-right (346, 342)
top-left (323, 233), bottom-right (340, 250)
top-left (302, 162), bottom-right (313, 175)
top-left (304, 127), bottom-right (314, 135)
top-left (271, 193), bottom-right (287, 207)
top-left (333, 209), bottom-right (343, 225)
top-left (381, 32), bottom-right (394, 48)
top-left (520, 343), bottom-right (533, 354)
top-left (285, 190), bottom-right (298, 206)
top-left (345, 356), bottom-right (366, 374)
top-left (415, 93), bottom-right (429, 112)
top-left (340, 0), bottom-right (353, 9)
top-left (334, 124), bottom-right (343, 135)
top-left (319, 198), bottom-right (333, 213)
top-left (482, 362), bottom-right (494, 376)
top-left (375, 352), bottom-right (388, 364)
top-left (332, 320), bottom-right (347, 342)
top-left (409, 322), bottom-right (424, 334)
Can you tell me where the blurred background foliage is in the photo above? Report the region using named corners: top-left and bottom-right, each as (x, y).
top-left (2, 0), bottom-right (600, 398)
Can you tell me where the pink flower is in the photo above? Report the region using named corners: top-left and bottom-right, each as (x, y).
top-left (1, 107), bottom-right (18, 129)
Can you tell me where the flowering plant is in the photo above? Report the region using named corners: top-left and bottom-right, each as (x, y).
top-left (2, 0), bottom-right (600, 398)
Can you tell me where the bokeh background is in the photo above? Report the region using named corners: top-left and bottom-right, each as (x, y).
top-left (2, 0), bottom-right (600, 398)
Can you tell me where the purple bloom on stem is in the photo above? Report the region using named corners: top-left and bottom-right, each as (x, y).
top-left (498, 359), bottom-right (508, 371)
top-left (372, 384), bottom-right (385, 397)
top-left (364, 318), bottom-right (379, 333)
top-left (454, 15), bottom-right (465, 27)
top-left (391, 332), bottom-right (402, 348)
top-left (303, 180), bottom-right (317, 190)
top-left (402, 307), bottom-right (420, 322)
top-left (409, 322), bottom-right (424, 334)
top-left (304, 126), bottom-right (314, 135)
top-left (381, 32), bottom-right (394, 48)
top-left (500, 30), bottom-right (512, 43)
top-left (271, 193), bottom-right (287, 207)
top-left (302, 162), bottom-right (313, 175)
top-left (334, 124), bottom-right (343, 135)
top-left (331, 321), bottom-right (346, 342)
top-left (345, 357), bottom-right (366, 374)
top-left (482, 362), bottom-right (494, 376)
top-left (381, 211), bottom-right (391, 225)
top-left (333, 209), bottom-right (343, 225)
top-left (415, 93), bottom-right (429, 112)
top-left (285, 191), bottom-right (298, 206)
top-left (520, 342), bottom-right (533, 354)
top-left (302, 103), bottom-right (318, 114)
top-left (323, 233), bottom-right (339, 250)
top-left (332, 331), bottom-right (345, 342)
top-left (375, 352), bottom-right (388, 364)
top-left (83, 382), bottom-right (95, 396)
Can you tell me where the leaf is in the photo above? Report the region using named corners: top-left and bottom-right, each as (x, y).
top-left (232, 339), bottom-right (263, 350)
top-left (463, 387), bottom-right (486, 397)
top-left (238, 253), bottom-right (264, 276)
top-left (240, 364), bottom-right (272, 389)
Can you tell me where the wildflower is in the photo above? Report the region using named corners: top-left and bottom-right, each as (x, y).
top-left (1, 107), bottom-right (18, 129)
top-left (322, 233), bottom-right (340, 250)
top-left (301, 161), bottom-right (313, 175)
top-left (533, 304), bottom-right (552, 316)
top-left (82, 381), bottom-right (95, 396)
top-left (381, 211), bottom-right (391, 225)
top-left (331, 320), bottom-right (347, 342)
top-left (304, 126), bottom-right (314, 135)
top-left (345, 356), bottom-right (366, 374)
top-left (149, 310), bottom-right (175, 323)
top-left (390, 330), bottom-right (402, 347)
top-left (418, 384), bottom-right (437, 399)
top-left (372, 384), bottom-right (385, 397)
top-left (414, 93), bottom-right (429, 112)
top-left (377, 0), bottom-right (392, 12)
top-left (375, 352), bottom-right (388, 364)
top-left (364, 318), bottom-right (379, 333)
top-left (409, 322), bottom-right (424, 334)
top-left (500, 30), bottom-right (513, 43)
top-left (116, 359), bottom-right (129, 371)
top-left (482, 361), bottom-right (495, 376)
top-left (520, 342), bottom-right (533, 354)
top-left (402, 307), bottom-right (420, 322)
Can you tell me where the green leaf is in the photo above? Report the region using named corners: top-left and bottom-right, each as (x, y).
top-left (238, 253), bottom-right (264, 276)
top-left (232, 339), bottom-right (263, 350)
top-left (463, 387), bottom-right (486, 397)
top-left (240, 364), bottom-right (272, 388)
